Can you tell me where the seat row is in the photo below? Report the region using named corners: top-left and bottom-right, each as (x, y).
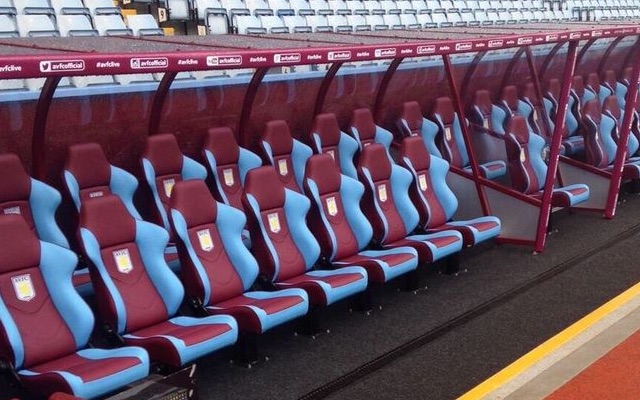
top-left (0, 111), bottom-right (504, 398)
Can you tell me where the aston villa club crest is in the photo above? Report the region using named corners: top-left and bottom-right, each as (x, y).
top-left (163, 178), bottom-right (175, 198)
top-left (326, 196), bottom-right (338, 216)
top-left (378, 184), bottom-right (388, 203)
top-left (223, 168), bottom-right (235, 187)
top-left (278, 159), bottom-right (288, 176)
top-left (267, 212), bottom-right (281, 233)
top-left (12, 274), bottom-right (35, 302)
top-left (113, 249), bottom-right (133, 274)
top-left (197, 229), bottom-right (214, 252)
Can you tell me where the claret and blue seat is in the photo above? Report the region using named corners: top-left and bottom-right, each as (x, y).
top-left (309, 113), bottom-right (360, 179)
top-left (0, 215), bottom-right (149, 399)
top-left (259, 120), bottom-right (313, 193)
top-left (242, 166), bottom-right (368, 314)
top-left (0, 153), bottom-right (92, 296)
top-left (398, 137), bottom-right (502, 247)
top-left (349, 108), bottom-right (394, 154)
top-left (168, 179), bottom-right (309, 360)
top-left (79, 195), bottom-right (239, 368)
top-left (356, 143), bottom-right (464, 271)
top-left (303, 154), bottom-right (419, 286)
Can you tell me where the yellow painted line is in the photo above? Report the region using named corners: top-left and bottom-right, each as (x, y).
top-left (458, 281), bottom-right (640, 400)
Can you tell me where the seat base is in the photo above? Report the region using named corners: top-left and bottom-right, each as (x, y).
top-left (275, 267), bottom-right (368, 306)
top-left (427, 216), bottom-right (501, 247)
top-left (383, 230), bottom-right (463, 263)
top-left (332, 246), bottom-right (419, 283)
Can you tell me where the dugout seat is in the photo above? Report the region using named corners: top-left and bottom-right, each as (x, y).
top-left (309, 113), bottom-right (359, 179)
top-left (303, 154), bottom-right (419, 283)
top-left (431, 97), bottom-right (507, 179)
top-left (545, 78), bottom-right (583, 155)
top-left (505, 116), bottom-right (590, 207)
top-left (349, 108), bottom-right (393, 154)
top-left (357, 144), bottom-right (464, 264)
top-left (169, 179), bottom-right (309, 335)
top-left (79, 196), bottom-right (239, 367)
top-left (398, 137), bottom-right (502, 246)
top-left (0, 215), bottom-right (149, 399)
top-left (243, 166), bottom-right (368, 306)
top-left (602, 95), bottom-right (640, 158)
top-left (259, 120), bottom-right (312, 193)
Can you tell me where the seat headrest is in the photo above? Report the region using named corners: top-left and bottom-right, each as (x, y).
top-left (587, 72), bottom-right (600, 90)
top-left (0, 215), bottom-right (41, 274)
top-left (501, 85), bottom-right (519, 110)
top-left (473, 89), bottom-right (493, 114)
top-left (507, 116), bottom-right (530, 145)
top-left (400, 136), bottom-right (430, 171)
top-left (263, 120), bottom-right (294, 156)
top-left (65, 143), bottom-right (111, 189)
top-left (547, 78), bottom-right (561, 100)
top-left (305, 154), bottom-right (341, 194)
top-left (359, 143), bottom-right (392, 182)
top-left (523, 82), bottom-right (537, 101)
top-left (623, 67), bottom-right (632, 82)
top-left (244, 166), bottom-right (286, 211)
top-left (0, 153), bottom-right (31, 203)
top-left (170, 180), bottom-right (217, 228)
top-left (205, 127), bottom-right (239, 166)
top-left (433, 97), bottom-right (455, 125)
top-left (80, 195), bottom-right (136, 248)
top-left (402, 101), bottom-right (423, 130)
top-left (604, 70), bottom-right (617, 88)
top-left (351, 108), bottom-right (376, 141)
top-left (603, 95), bottom-right (621, 119)
top-left (582, 99), bottom-right (602, 124)
top-left (572, 75), bottom-right (585, 95)
top-left (144, 133), bottom-right (184, 176)
top-left (313, 113), bottom-right (341, 147)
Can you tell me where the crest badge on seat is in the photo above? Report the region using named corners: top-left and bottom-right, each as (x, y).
top-left (12, 274), bottom-right (35, 302)
top-left (113, 249), bottom-right (133, 274)
top-left (419, 174), bottom-right (428, 191)
top-left (223, 168), bottom-right (234, 187)
top-left (378, 184), bottom-right (388, 203)
top-left (326, 196), bottom-right (338, 216)
top-left (163, 178), bottom-right (176, 198)
top-left (197, 229), bottom-right (214, 252)
top-left (445, 126), bottom-right (453, 141)
top-left (278, 159), bottom-right (288, 176)
top-left (267, 212), bottom-right (281, 233)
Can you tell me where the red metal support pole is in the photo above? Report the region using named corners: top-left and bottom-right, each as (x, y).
top-left (597, 37), bottom-right (623, 77)
top-left (148, 71), bottom-right (178, 136)
top-left (237, 67), bottom-right (269, 148)
top-left (372, 57), bottom-right (404, 123)
top-left (442, 54), bottom-right (490, 216)
top-left (533, 40), bottom-right (579, 253)
top-left (524, 46), bottom-right (554, 139)
top-left (459, 51), bottom-right (487, 101)
top-left (538, 42), bottom-right (564, 83)
top-left (32, 76), bottom-right (62, 181)
top-left (604, 35), bottom-right (640, 219)
top-left (313, 62), bottom-right (344, 117)
top-left (499, 47), bottom-right (526, 91)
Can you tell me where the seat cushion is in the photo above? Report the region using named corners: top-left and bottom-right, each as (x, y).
top-left (562, 136), bottom-right (585, 155)
top-left (333, 247), bottom-right (418, 283)
top-left (124, 315), bottom-right (238, 367)
top-left (275, 267), bottom-right (368, 306)
top-left (206, 289), bottom-right (308, 333)
top-left (465, 160), bottom-right (507, 180)
top-left (550, 184), bottom-right (590, 207)
top-left (428, 216), bottom-right (501, 246)
top-left (384, 230), bottom-right (463, 263)
top-left (19, 347), bottom-right (149, 400)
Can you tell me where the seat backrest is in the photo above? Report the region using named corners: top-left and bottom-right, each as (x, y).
top-left (16, 14), bottom-right (58, 37)
top-left (80, 196), bottom-right (182, 334)
top-left (126, 14), bottom-right (164, 36)
top-left (398, 137), bottom-right (458, 229)
top-left (432, 96), bottom-right (470, 169)
top-left (521, 82), bottom-right (548, 137)
top-left (582, 99), bottom-right (614, 168)
top-left (588, 72), bottom-right (613, 104)
top-left (310, 113), bottom-right (359, 178)
top-left (141, 134), bottom-right (207, 235)
top-left (357, 143), bottom-right (419, 245)
top-left (603, 95), bottom-right (639, 157)
top-left (504, 116), bottom-right (547, 194)
top-left (0, 154), bottom-right (68, 248)
top-left (57, 14), bottom-right (97, 37)
top-left (573, 75), bottom-right (596, 104)
top-left (242, 166), bottom-right (320, 283)
top-left (546, 78), bottom-right (580, 137)
top-left (64, 143), bottom-right (141, 219)
top-left (303, 154), bottom-right (373, 262)
top-left (350, 108), bottom-right (393, 152)
top-left (0, 215), bottom-right (89, 370)
top-left (470, 89), bottom-right (506, 136)
top-left (260, 120), bottom-right (312, 193)
top-left (170, 180), bottom-right (257, 306)
top-left (203, 127), bottom-right (262, 211)
top-left (398, 101), bottom-right (441, 156)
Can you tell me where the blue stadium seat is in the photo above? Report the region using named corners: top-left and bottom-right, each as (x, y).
top-left (0, 215), bottom-right (149, 399)
top-left (399, 137), bottom-right (502, 246)
top-left (243, 166), bottom-right (368, 307)
top-left (303, 154), bottom-right (419, 284)
top-left (349, 108), bottom-right (394, 154)
top-left (80, 196), bottom-right (238, 367)
top-left (310, 113), bottom-right (359, 179)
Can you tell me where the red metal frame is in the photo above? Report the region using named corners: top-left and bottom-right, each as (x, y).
top-left (534, 40), bottom-right (579, 253)
top-left (372, 57), bottom-right (404, 123)
top-left (313, 62), bottom-right (344, 116)
top-left (237, 67), bottom-right (269, 147)
top-left (32, 76), bottom-right (62, 181)
top-left (148, 71), bottom-right (178, 135)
